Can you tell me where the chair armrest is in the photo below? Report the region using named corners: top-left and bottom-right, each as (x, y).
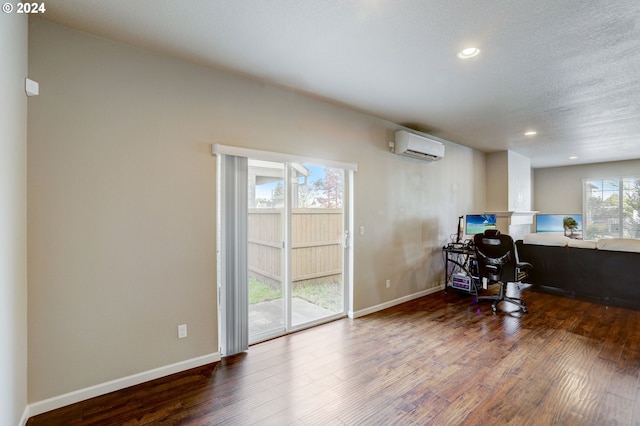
top-left (516, 261), bottom-right (533, 270)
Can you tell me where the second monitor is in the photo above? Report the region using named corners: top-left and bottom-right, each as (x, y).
top-left (465, 214), bottom-right (497, 236)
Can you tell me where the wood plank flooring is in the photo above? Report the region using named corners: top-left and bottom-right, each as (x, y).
top-left (28, 285), bottom-right (640, 425)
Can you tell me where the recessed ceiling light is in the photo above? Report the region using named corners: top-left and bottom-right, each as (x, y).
top-left (457, 47), bottom-right (480, 59)
top-left (569, 156), bottom-right (578, 160)
top-left (524, 131), bottom-right (537, 136)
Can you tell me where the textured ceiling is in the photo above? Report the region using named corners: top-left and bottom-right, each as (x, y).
top-left (38, 0), bottom-right (640, 167)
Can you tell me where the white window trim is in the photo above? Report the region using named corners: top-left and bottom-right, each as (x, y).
top-left (211, 143), bottom-right (358, 172)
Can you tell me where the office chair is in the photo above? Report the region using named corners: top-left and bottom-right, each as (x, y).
top-left (473, 229), bottom-right (532, 313)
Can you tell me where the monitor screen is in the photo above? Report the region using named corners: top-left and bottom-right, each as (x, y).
top-left (536, 214), bottom-right (582, 237)
top-left (456, 215), bottom-right (464, 242)
top-left (465, 214), bottom-right (497, 235)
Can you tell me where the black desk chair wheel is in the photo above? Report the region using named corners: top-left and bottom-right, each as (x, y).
top-left (473, 229), bottom-right (532, 313)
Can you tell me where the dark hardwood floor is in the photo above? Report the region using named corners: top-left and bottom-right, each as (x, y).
top-left (28, 285), bottom-right (640, 425)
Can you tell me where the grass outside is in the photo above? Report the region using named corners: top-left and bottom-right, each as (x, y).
top-left (249, 277), bottom-right (343, 312)
top-left (248, 277), bottom-right (282, 304)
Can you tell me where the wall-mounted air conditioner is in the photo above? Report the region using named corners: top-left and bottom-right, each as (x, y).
top-left (393, 130), bottom-right (445, 162)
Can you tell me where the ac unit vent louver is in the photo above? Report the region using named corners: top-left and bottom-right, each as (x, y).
top-left (394, 130), bottom-right (445, 162)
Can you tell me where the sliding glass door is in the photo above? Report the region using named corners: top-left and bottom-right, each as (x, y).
top-left (247, 160), bottom-right (347, 343)
top-left (215, 144), bottom-right (354, 355)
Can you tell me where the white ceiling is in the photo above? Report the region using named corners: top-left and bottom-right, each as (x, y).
top-left (39, 0), bottom-right (640, 168)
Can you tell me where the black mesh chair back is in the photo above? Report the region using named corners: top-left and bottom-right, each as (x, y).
top-left (473, 229), bottom-right (530, 313)
top-left (474, 230), bottom-right (514, 282)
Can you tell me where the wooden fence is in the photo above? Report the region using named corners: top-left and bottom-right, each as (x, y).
top-left (248, 208), bottom-right (343, 287)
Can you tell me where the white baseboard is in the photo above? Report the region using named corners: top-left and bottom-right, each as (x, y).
top-left (26, 287), bottom-right (444, 420)
top-left (19, 405), bottom-right (30, 426)
top-left (28, 352), bottom-right (221, 418)
top-left (348, 285), bottom-right (444, 319)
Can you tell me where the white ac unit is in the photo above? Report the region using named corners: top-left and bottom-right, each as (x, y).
top-left (394, 130), bottom-right (445, 162)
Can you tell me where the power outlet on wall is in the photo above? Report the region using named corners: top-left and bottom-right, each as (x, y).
top-left (178, 324), bottom-right (187, 339)
top-left (386, 279), bottom-right (391, 288)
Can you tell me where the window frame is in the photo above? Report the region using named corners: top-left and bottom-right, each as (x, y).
top-left (582, 176), bottom-right (640, 240)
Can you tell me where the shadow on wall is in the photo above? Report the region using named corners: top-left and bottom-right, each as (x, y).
top-left (373, 217), bottom-right (442, 300)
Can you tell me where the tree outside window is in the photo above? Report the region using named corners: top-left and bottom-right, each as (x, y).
top-left (584, 177), bottom-right (640, 239)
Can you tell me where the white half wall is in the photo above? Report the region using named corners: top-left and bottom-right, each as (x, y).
top-left (507, 151), bottom-right (532, 211)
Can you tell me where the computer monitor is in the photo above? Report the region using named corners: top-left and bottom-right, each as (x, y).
top-left (456, 215), bottom-right (464, 242)
top-left (536, 214), bottom-right (582, 238)
top-left (465, 214), bottom-right (497, 236)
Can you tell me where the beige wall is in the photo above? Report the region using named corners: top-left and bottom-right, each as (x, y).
top-left (0, 11), bottom-right (28, 426)
top-left (28, 19), bottom-right (487, 403)
top-left (485, 151), bottom-right (509, 211)
top-left (533, 159), bottom-right (640, 214)
top-left (355, 135), bottom-right (486, 309)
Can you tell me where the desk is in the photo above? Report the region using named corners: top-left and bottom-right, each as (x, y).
top-left (442, 244), bottom-right (479, 295)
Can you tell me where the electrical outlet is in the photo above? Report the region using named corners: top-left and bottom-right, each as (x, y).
top-left (178, 324), bottom-right (187, 339)
top-left (386, 279), bottom-right (391, 288)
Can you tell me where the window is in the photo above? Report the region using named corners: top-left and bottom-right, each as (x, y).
top-left (583, 177), bottom-right (640, 240)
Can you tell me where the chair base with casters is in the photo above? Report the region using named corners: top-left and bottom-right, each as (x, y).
top-left (473, 229), bottom-right (532, 314)
top-left (476, 280), bottom-right (527, 313)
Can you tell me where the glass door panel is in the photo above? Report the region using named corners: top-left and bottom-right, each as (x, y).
top-left (247, 159), bottom-right (286, 342)
top-left (290, 165), bottom-right (345, 327)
